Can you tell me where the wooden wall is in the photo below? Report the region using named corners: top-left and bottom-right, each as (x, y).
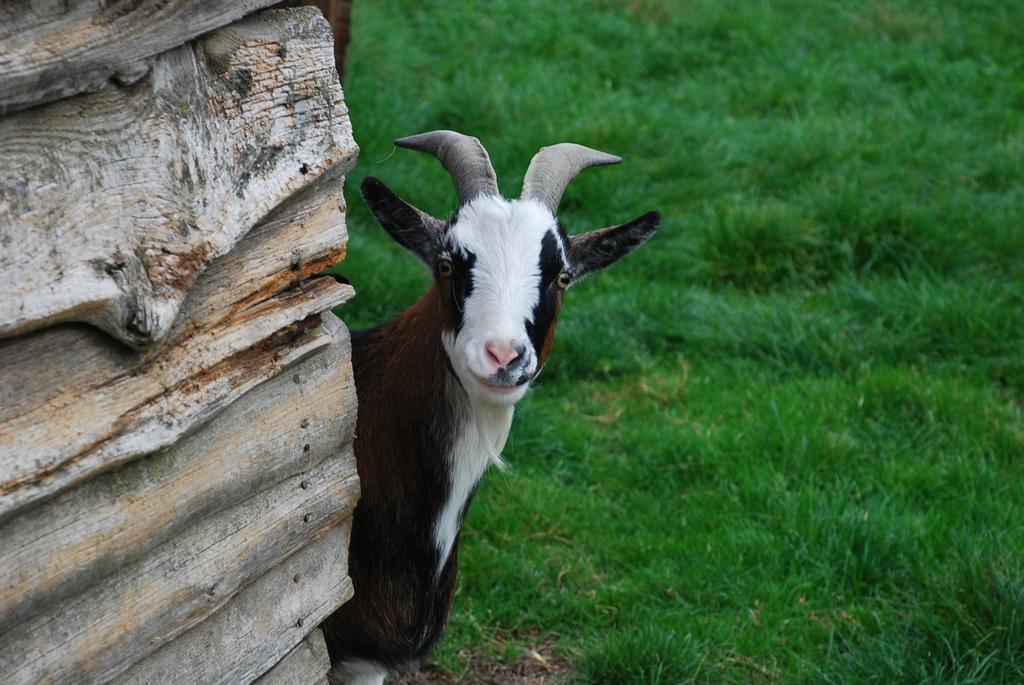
top-left (0, 3), bottom-right (358, 683)
top-left (275, 0), bottom-right (354, 83)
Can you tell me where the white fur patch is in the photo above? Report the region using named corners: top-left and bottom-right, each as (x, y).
top-left (329, 659), bottom-right (387, 685)
top-left (432, 400), bottom-right (513, 578)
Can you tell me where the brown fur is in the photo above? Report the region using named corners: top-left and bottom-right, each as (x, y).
top-left (322, 286), bottom-right (467, 671)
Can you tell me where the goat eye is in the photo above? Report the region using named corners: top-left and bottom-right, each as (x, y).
top-left (556, 272), bottom-right (571, 289)
top-left (438, 259), bottom-right (454, 277)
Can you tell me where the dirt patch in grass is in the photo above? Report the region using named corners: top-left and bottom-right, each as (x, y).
top-left (391, 638), bottom-right (573, 685)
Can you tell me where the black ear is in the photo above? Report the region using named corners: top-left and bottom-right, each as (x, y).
top-left (569, 211), bottom-right (660, 278)
top-left (361, 176), bottom-right (445, 265)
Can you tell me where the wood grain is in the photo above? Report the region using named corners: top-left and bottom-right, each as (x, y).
top-left (0, 8), bottom-right (357, 348)
top-left (0, 446), bottom-right (357, 684)
top-left (275, 0), bottom-right (354, 82)
top-left (0, 281), bottom-right (353, 524)
top-left (0, 0), bottom-right (281, 113)
top-left (0, 168), bottom-right (348, 432)
top-left (118, 524), bottom-right (353, 685)
top-left (254, 629), bottom-right (333, 685)
top-left (0, 314), bottom-right (355, 631)
top-left (0, 170), bottom-right (354, 523)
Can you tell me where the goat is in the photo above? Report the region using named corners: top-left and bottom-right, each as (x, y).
top-left (322, 131), bottom-right (660, 685)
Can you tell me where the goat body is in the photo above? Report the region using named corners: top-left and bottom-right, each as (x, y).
top-left (322, 287), bottom-right (510, 677)
top-left (321, 131), bottom-right (659, 685)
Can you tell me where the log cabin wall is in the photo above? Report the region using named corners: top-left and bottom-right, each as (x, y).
top-left (0, 3), bottom-right (359, 683)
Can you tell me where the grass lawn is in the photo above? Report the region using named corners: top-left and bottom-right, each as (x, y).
top-left (332, 1), bottom-right (1024, 682)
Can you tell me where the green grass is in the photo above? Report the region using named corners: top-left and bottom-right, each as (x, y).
top-left (332, 1), bottom-right (1024, 682)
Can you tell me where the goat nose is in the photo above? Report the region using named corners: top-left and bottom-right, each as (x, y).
top-left (485, 341), bottom-right (520, 370)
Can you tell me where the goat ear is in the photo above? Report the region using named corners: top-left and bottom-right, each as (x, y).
top-left (569, 211), bottom-right (660, 278)
top-left (361, 176), bottom-right (444, 265)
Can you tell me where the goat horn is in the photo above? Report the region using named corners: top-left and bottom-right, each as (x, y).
top-left (520, 143), bottom-right (622, 214)
top-left (394, 130), bottom-right (499, 206)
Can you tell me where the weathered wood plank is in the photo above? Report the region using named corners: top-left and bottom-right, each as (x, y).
top-left (0, 166), bottom-right (348, 430)
top-left (0, 0), bottom-right (281, 114)
top-left (0, 446), bottom-right (358, 685)
top-left (0, 7), bottom-right (357, 347)
top-left (0, 314), bottom-right (354, 631)
top-left (119, 523), bottom-right (353, 685)
top-left (0, 279), bottom-right (353, 524)
top-left (275, 0), bottom-right (354, 83)
top-left (0, 164), bottom-right (353, 523)
top-left (173, 164), bottom-right (350, 337)
top-left (254, 629), bottom-right (332, 685)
